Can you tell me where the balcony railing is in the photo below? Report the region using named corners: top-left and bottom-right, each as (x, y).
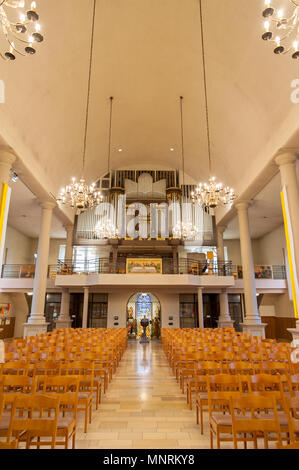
top-left (0, 260), bottom-right (287, 280)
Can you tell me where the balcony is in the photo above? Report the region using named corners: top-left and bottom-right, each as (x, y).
top-left (0, 260), bottom-right (287, 280)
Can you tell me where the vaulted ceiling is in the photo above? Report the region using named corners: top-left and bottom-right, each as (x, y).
top-left (1, 0), bottom-right (299, 238)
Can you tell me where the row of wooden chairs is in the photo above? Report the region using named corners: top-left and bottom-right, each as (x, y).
top-left (0, 328), bottom-right (128, 447)
top-left (162, 328), bottom-right (299, 449)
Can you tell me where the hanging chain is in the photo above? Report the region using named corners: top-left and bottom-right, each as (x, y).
top-left (82, 0), bottom-right (97, 177)
top-left (180, 96), bottom-right (185, 189)
top-left (107, 96), bottom-right (114, 175)
top-left (198, 0), bottom-right (212, 178)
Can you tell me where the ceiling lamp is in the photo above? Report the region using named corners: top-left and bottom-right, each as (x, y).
top-left (57, 0), bottom-right (102, 213)
top-left (1, 1), bottom-right (43, 60)
top-left (173, 221), bottom-right (201, 241)
top-left (94, 96), bottom-right (119, 239)
top-left (170, 96), bottom-right (203, 242)
top-left (191, 0), bottom-right (236, 211)
top-left (95, 218), bottom-right (119, 239)
top-left (261, 0), bottom-right (299, 58)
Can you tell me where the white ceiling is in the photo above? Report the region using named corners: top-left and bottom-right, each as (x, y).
top-left (0, 0), bottom-right (298, 240)
top-left (225, 161), bottom-right (299, 240)
top-left (8, 179), bottom-right (65, 239)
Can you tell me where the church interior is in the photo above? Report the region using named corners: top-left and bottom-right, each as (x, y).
top-left (0, 0), bottom-right (299, 452)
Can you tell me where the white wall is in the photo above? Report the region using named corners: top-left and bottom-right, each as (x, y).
top-left (0, 292), bottom-right (29, 338)
top-left (31, 238), bottom-right (66, 265)
top-left (4, 226), bottom-right (34, 265)
top-left (225, 239), bottom-right (242, 265)
top-left (253, 224), bottom-right (286, 265)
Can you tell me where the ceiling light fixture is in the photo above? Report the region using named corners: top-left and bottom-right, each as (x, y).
top-left (191, 0), bottom-right (236, 211)
top-left (57, 0), bottom-right (102, 213)
top-left (261, 0), bottom-right (299, 58)
top-left (10, 169), bottom-right (18, 182)
top-left (0, 1), bottom-right (44, 60)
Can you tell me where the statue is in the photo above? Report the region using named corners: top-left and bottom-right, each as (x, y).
top-left (140, 316), bottom-right (150, 344)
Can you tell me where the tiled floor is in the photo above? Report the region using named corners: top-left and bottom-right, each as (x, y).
top-left (76, 339), bottom-right (212, 449)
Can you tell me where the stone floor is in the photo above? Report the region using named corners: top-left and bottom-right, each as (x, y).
top-left (76, 339), bottom-right (213, 449)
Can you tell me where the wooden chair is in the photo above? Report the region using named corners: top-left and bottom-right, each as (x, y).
top-left (67, 361), bottom-right (94, 432)
top-left (1, 361), bottom-right (29, 376)
top-left (2, 375), bottom-right (34, 408)
top-left (283, 395), bottom-right (299, 444)
top-left (7, 394), bottom-right (61, 449)
top-left (40, 376), bottom-right (79, 449)
top-left (230, 395), bottom-right (282, 449)
top-left (208, 390), bottom-right (240, 449)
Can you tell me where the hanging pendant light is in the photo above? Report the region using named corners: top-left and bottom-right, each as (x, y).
top-left (172, 96), bottom-right (202, 241)
top-left (191, 0), bottom-right (236, 211)
top-left (57, 0), bottom-right (102, 213)
top-left (94, 96), bottom-right (119, 239)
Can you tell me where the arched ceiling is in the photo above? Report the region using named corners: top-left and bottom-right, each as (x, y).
top-left (0, 0), bottom-right (298, 231)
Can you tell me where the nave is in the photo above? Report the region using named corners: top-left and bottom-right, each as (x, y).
top-left (75, 340), bottom-right (210, 450)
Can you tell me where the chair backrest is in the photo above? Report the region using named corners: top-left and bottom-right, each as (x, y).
top-left (3, 374), bottom-right (33, 393)
top-left (207, 374), bottom-right (241, 392)
top-left (7, 394), bottom-right (61, 449)
top-left (2, 361), bottom-right (29, 375)
top-left (230, 395), bottom-right (281, 442)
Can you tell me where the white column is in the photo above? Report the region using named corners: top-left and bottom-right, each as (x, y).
top-left (216, 225), bottom-right (226, 276)
top-left (0, 148), bottom-right (16, 273)
top-left (23, 201), bottom-right (55, 337)
top-left (64, 224), bottom-right (74, 262)
top-left (197, 287), bottom-right (204, 328)
top-left (217, 225), bottom-right (226, 261)
top-left (55, 288), bottom-right (72, 329)
top-left (275, 150), bottom-right (299, 342)
top-left (236, 201), bottom-right (266, 338)
top-left (82, 287), bottom-right (89, 329)
top-left (218, 289), bottom-right (234, 328)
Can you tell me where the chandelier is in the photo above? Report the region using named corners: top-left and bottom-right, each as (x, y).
top-left (191, 177), bottom-right (236, 210)
top-left (1, 1), bottom-right (43, 60)
top-left (192, 0), bottom-right (236, 211)
top-left (58, 179), bottom-right (102, 212)
top-left (57, 0), bottom-right (101, 213)
top-left (173, 221), bottom-right (201, 241)
top-left (177, 96), bottom-right (202, 241)
top-left (95, 218), bottom-right (118, 239)
top-left (262, 0), bottom-right (299, 58)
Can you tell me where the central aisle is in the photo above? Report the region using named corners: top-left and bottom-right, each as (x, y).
top-left (76, 340), bottom-right (210, 449)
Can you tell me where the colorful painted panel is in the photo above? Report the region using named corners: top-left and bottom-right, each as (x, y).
top-left (126, 258), bottom-right (162, 274)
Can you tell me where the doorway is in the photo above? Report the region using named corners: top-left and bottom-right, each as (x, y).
top-left (126, 292), bottom-right (161, 339)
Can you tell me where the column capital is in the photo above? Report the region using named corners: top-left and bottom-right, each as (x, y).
top-left (234, 200), bottom-right (253, 211)
top-left (0, 146), bottom-right (17, 166)
top-left (217, 225), bottom-right (227, 235)
top-left (64, 224), bottom-right (74, 233)
top-left (275, 150), bottom-right (298, 167)
top-left (37, 199), bottom-right (56, 210)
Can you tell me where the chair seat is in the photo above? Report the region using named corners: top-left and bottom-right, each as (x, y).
top-left (0, 415), bottom-right (10, 431)
top-left (196, 393), bottom-right (208, 402)
top-left (57, 416), bottom-right (75, 429)
top-left (78, 392), bottom-right (91, 400)
top-left (257, 411), bottom-right (289, 427)
top-left (211, 412), bottom-right (232, 427)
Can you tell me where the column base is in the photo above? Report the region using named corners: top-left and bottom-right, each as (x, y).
top-left (23, 322), bottom-right (49, 338)
top-left (217, 319), bottom-right (235, 329)
top-left (240, 322), bottom-right (267, 338)
top-left (55, 319), bottom-right (73, 329)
